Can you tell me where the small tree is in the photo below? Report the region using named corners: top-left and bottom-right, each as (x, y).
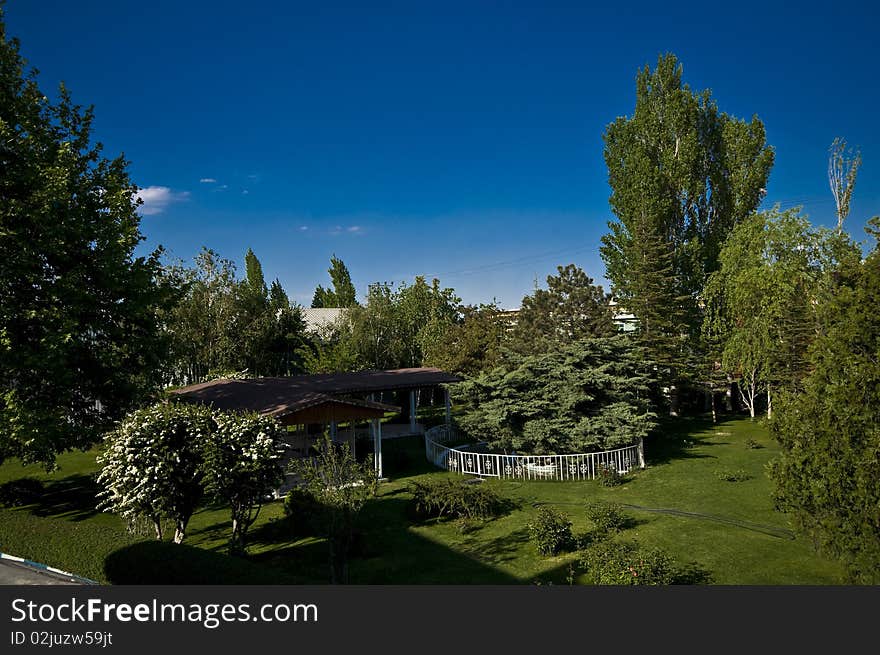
top-left (291, 435), bottom-right (379, 583)
top-left (202, 412), bottom-right (285, 554)
top-left (828, 137), bottom-right (861, 234)
top-left (97, 402), bottom-right (215, 543)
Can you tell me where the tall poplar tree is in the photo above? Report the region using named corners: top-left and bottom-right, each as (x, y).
top-left (600, 53), bottom-right (774, 404)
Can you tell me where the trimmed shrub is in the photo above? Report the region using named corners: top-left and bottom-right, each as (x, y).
top-left (527, 506), bottom-right (574, 555)
top-left (596, 463), bottom-right (623, 487)
top-left (744, 438), bottom-right (763, 449)
top-left (407, 478), bottom-right (507, 521)
top-left (715, 468), bottom-right (751, 482)
top-left (585, 500), bottom-right (630, 537)
top-left (0, 478), bottom-right (44, 507)
top-left (579, 539), bottom-right (712, 585)
top-left (282, 486), bottom-right (323, 536)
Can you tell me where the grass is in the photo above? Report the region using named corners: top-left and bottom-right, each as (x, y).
top-left (0, 416), bottom-right (848, 584)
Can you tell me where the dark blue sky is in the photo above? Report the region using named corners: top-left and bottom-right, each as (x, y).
top-left (6, 1), bottom-right (879, 307)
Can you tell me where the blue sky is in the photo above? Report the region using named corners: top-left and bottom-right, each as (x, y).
top-left (6, 1), bottom-right (879, 307)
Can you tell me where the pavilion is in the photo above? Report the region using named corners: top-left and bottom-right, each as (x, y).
top-left (169, 367), bottom-right (462, 478)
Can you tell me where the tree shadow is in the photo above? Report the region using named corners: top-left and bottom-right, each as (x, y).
top-left (26, 474), bottom-right (102, 521)
top-left (645, 416), bottom-right (729, 466)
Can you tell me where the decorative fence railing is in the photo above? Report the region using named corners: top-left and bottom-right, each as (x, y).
top-left (424, 425), bottom-right (645, 481)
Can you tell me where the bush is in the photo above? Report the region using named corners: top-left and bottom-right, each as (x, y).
top-left (282, 486), bottom-right (323, 536)
top-left (715, 468), bottom-right (751, 482)
top-left (744, 438), bottom-right (762, 449)
top-left (0, 478), bottom-right (44, 507)
top-left (596, 463), bottom-right (623, 487)
top-left (579, 539), bottom-right (711, 585)
top-left (585, 500), bottom-right (630, 537)
top-left (408, 478), bottom-right (507, 521)
top-left (527, 506), bottom-right (574, 555)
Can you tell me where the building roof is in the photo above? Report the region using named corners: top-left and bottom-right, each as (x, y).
top-left (169, 367), bottom-right (461, 421)
top-left (300, 307), bottom-right (348, 334)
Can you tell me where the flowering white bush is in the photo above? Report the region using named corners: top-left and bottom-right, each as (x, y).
top-left (97, 402), bottom-right (215, 543)
top-left (202, 412), bottom-right (285, 554)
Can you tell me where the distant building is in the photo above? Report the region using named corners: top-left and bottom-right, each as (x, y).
top-left (300, 307), bottom-right (348, 337)
top-left (609, 299), bottom-right (638, 333)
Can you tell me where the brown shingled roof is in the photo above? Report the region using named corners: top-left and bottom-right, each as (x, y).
top-left (168, 367), bottom-right (461, 420)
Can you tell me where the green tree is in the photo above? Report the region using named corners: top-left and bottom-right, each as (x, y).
top-left (703, 207), bottom-right (860, 418)
top-left (97, 402), bottom-right (215, 543)
top-left (311, 254), bottom-right (358, 308)
top-left (424, 303), bottom-right (506, 376)
top-left (769, 219), bottom-right (880, 582)
top-left (164, 248), bottom-right (241, 384)
top-left (456, 336), bottom-right (657, 454)
top-left (0, 13), bottom-right (177, 467)
top-left (828, 137), bottom-right (862, 234)
top-left (336, 277), bottom-right (460, 371)
top-left (510, 264), bottom-right (615, 355)
top-left (202, 411), bottom-right (285, 554)
top-left (290, 435), bottom-right (379, 583)
top-left (243, 247), bottom-right (268, 304)
top-left (601, 53), bottom-right (774, 406)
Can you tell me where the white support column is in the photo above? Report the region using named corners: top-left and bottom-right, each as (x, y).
top-left (445, 386), bottom-right (452, 432)
top-left (409, 390), bottom-right (417, 434)
top-left (372, 418), bottom-right (383, 478)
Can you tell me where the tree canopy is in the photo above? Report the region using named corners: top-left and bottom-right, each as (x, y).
top-left (0, 14), bottom-right (177, 467)
top-left (703, 207), bottom-right (861, 417)
top-left (311, 255), bottom-right (358, 308)
top-left (769, 219), bottom-right (880, 583)
top-left (164, 248), bottom-right (311, 384)
top-left (455, 336), bottom-right (657, 454)
top-left (509, 264), bottom-right (616, 356)
top-left (601, 53), bottom-right (774, 394)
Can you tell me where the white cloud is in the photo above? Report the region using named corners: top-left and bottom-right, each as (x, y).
top-left (135, 186), bottom-right (190, 215)
top-left (199, 178), bottom-right (217, 183)
top-left (299, 226), bottom-right (309, 231)
top-left (242, 189), bottom-right (250, 195)
top-left (329, 224), bottom-right (365, 236)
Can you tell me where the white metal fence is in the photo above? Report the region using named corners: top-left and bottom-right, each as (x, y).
top-left (424, 425), bottom-right (645, 481)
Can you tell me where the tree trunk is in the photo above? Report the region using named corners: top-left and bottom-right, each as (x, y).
top-left (766, 382), bottom-right (772, 419)
top-left (711, 391), bottom-right (717, 424)
top-left (153, 517), bottom-right (163, 541)
top-left (668, 385), bottom-right (680, 416)
top-left (173, 516), bottom-right (189, 544)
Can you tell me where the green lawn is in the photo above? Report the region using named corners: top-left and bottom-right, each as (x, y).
top-left (0, 416), bottom-right (847, 584)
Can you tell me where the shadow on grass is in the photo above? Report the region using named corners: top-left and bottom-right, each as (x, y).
top-left (104, 540), bottom-right (288, 584)
top-left (248, 495), bottom-right (521, 584)
top-left (645, 415), bottom-right (731, 466)
top-left (27, 474), bottom-right (102, 522)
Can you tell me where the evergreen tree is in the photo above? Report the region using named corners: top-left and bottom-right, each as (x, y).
top-left (769, 218), bottom-right (880, 582)
top-left (510, 264), bottom-right (616, 355)
top-left (456, 336), bottom-right (657, 454)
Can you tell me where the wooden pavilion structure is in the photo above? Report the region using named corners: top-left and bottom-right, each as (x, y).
top-left (169, 367), bottom-right (461, 478)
